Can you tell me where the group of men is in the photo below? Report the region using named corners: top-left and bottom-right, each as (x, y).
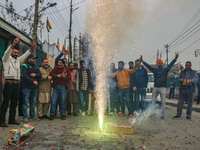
top-left (0, 36), bottom-right (198, 127)
top-left (0, 37), bottom-right (93, 127)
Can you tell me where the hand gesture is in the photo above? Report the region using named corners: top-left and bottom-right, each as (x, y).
top-left (30, 73), bottom-right (36, 77)
top-left (133, 86), bottom-right (137, 91)
top-left (32, 40), bottom-right (36, 49)
top-left (175, 52), bottom-right (179, 60)
top-left (12, 36), bottom-right (20, 47)
top-left (140, 55), bottom-right (143, 62)
top-left (57, 74), bottom-right (61, 78)
top-left (33, 81), bottom-right (38, 85)
top-left (48, 76), bottom-right (52, 80)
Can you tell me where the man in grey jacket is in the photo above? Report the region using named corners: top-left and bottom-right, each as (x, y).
top-left (0, 36), bottom-right (35, 127)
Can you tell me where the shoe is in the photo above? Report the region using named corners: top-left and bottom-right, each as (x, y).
top-left (23, 118), bottom-right (29, 123)
top-left (186, 116), bottom-right (191, 120)
top-left (38, 116), bottom-right (43, 120)
top-left (81, 112), bottom-right (85, 117)
top-left (64, 114), bottom-right (69, 117)
top-left (50, 116), bottom-right (54, 120)
top-left (43, 115), bottom-right (50, 119)
top-left (61, 115), bottom-right (66, 120)
top-left (172, 115), bottom-right (182, 120)
top-left (134, 112), bottom-right (140, 117)
top-left (160, 116), bottom-right (165, 120)
top-left (54, 114), bottom-right (60, 118)
top-left (129, 114), bottom-right (133, 118)
top-left (8, 120), bottom-right (21, 125)
top-left (142, 113), bottom-right (147, 117)
top-left (74, 113), bottom-right (78, 116)
top-left (0, 122), bottom-right (8, 127)
top-left (109, 112), bottom-right (114, 115)
top-left (30, 117), bottom-right (39, 121)
top-left (118, 113), bottom-right (125, 117)
top-left (67, 113), bottom-right (71, 115)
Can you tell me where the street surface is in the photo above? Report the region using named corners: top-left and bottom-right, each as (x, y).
top-left (0, 105), bottom-right (200, 150)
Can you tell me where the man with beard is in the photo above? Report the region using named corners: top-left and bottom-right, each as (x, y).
top-left (140, 53), bottom-right (179, 119)
top-left (37, 58), bottom-right (52, 119)
top-left (76, 60), bottom-right (93, 117)
top-left (173, 61), bottom-right (198, 120)
top-left (21, 54), bottom-right (42, 123)
top-left (131, 59), bottom-right (148, 116)
top-left (112, 61), bottom-right (137, 118)
top-left (66, 63), bottom-right (79, 116)
top-left (0, 36), bottom-right (35, 127)
top-left (50, 59), bottom-right (70, 120)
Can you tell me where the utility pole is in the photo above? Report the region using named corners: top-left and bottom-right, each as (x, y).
top-left (69, 0), bottom-right (73, 62)
top-left (156, 49), bottom-right (159, 62)
top-left (73, 36), bottom-right (77, 63)
top-left (165, 44), bottom-right (169, 65)
top-left (79, 33), bottom-right (81, 62)
top-left (32, 0), bottom-right (39, 55)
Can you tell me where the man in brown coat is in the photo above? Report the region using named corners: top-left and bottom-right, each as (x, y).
top-left (38, 58), bottom-right (52, 119)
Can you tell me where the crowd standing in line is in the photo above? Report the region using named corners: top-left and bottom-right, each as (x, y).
top-left (0, 36), bottom-right (199, 128)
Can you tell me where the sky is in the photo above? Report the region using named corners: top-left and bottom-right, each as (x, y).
top-left (1, 0), bottom-right (200, 70)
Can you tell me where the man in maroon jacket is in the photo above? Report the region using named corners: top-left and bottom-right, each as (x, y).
top-left (50, 59), bottom-right (70, 120)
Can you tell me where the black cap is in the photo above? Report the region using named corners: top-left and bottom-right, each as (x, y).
top-left (74, 63), bottom-right (78, 66)
top-left (27, 54), bottom-right (37, 59)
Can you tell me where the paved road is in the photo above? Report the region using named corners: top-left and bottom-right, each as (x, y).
top-left (0, 105), bottom-right (200, 150)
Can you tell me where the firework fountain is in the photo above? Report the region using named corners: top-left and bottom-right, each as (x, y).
top-left (85, 0), bottom-right (144, 131)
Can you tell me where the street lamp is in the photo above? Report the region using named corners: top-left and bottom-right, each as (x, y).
top-left (195, 49), bottom-right (200, 57)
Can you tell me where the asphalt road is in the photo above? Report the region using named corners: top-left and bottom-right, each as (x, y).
top-left (0, 105), bottom-right (200, 150)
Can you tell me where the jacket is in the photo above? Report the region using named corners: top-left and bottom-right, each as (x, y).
top-left (76, 67), bottom-right (93, 90)
top-left (113, 67), bottom-right (137, 89)
top-left (131, 66), bottom-right (148, 88)
top-left (2, 45), bottom-right (31, 80)
top-left (143, 59), bottom-right (176, 87)
top-left (21, 62), bottom-right (42, 89)
top-left (179, 69), bottom-right (198, 93)
top-left (50, 66), bottom-right (71, 87)
top-left (38, 65), bottom-right (52, 93)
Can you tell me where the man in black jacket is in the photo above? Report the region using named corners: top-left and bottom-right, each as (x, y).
top-left (140, 53), bottom-right (179, 119)
top-left (21, 54), bottom-right (41, 123)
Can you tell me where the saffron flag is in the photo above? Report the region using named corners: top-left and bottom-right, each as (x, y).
top-left (46, 17), bottom-right (52, 32)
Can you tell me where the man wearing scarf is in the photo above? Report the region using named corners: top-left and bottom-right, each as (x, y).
top-left (112, 61), bottom-right (137, 118)
top-left (140, 53), bottom-right (179, 119)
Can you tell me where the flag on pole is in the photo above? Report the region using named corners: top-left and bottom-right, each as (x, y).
top-left (46, 17), bottom-right (52, 32)
top-left (56, 38), bottom-right (60, 49)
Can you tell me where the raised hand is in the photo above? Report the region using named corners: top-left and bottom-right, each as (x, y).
top-left (140, 55), bottom-right (143, 62)
top-left (12, 36), bottom-right (20, 47)
top-left (32, 40), bottom-right (36, 49)
top-left (175, 52), bottom-right (179, 60)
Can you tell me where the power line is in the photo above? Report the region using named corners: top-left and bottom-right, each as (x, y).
top-left (170, 20), bottom-right (200, 48)
top-left (168, 37), bottom-right (200, 62)
top-left (169, 7), bottom-right (200, 45)
top-left (169, 26), bottom-right (200, 52)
